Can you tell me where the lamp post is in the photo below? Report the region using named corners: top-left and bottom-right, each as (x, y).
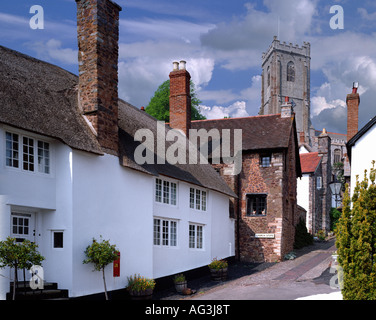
top-left (329, 179), bottom-right (342, 208)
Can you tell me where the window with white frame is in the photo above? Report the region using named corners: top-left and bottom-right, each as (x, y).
top-left (189, 187), bottom-right (207, 211)
top-left (189, 224), bottom-right (203, 249)
top-left (153, 218), bottom-right (177, 247)
top-left (6, 132), bottom-right (19, 168)
top-left (5, 131), bottom-right (50, 174)
top-left (155, 178), bottom-right (177, 205)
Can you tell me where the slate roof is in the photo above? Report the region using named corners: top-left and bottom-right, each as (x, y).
top-left (300, 152), bottom-right (321, 174)
top-left (192, 114), bottom-right (295, 151)
top-left (0, 45), bottom-right (236, 198)
top-left (191, 114), bottom-right (302, 177)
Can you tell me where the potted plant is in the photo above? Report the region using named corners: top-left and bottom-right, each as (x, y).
top-left (173, 273), bottom-right (187, 293)
top-left (208, 258), bottom-right (228, 281)
top-left (127, 274), bottom-right (156, 300)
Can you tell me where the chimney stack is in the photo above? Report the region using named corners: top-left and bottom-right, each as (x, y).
top-left (347, 82), bottom-right (360, 141)
top-left (169, 60), bottom-right (191, 136)
top-left (281, 96), bottom-right (292, 118)
top-left (76, 0), bottom-right (122, 154)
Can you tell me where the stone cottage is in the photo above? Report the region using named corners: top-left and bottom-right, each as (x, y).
top-left (189, 99), bottom-right (302, 262)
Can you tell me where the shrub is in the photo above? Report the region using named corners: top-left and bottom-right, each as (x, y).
top-left (293, 218), bottom-right (313, 249)
top-left (173, 273), bottom-right (186, 283)
top-left (336, 161), bottom-right (376, 300)
top-left (315, 229), bottom-right (326, 241)
top-left (127, 274), bottom-right (156, 292)
top-left (208, 258), bottom-right (228, 270)
top-left (330, 207), bottom-right (342, 231)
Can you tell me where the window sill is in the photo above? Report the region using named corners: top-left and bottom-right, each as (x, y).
top-left (246, 214), bottom-right (267, 217)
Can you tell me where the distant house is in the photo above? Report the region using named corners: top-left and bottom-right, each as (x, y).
top-left (297, 128), bottom-right (332, 234)
top-left (297, 152), bottom-right (323, 234)
top-left (189, 99), bottom-right (302, 263)
top-left (0, 0), bottom-right (236, 300)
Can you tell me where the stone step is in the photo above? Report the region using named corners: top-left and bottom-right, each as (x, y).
top-left (7, 282), bottom-right (68, 300)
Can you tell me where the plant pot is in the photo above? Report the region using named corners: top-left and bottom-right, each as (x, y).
top-left (210, 268), bottom-right (228, 281)
top-left (175, 281), bottom-right (187, 293)
top-left (128, 288), bottom-right (153, 300)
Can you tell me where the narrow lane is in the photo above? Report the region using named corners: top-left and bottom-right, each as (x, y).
top-left (189, 239), bottom-right (341, 300)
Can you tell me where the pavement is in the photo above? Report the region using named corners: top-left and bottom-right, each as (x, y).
top-left (185, 238), bottom-right (342, 300)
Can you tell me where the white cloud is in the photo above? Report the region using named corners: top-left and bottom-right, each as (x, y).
top-left (200, 0), bottom-right (318, 70)
top-left (26, 39), bottom-right (77, 65)
top-left (120, 18), bottom-right (214, 45)
top-left (311, 96), bottom-right (346, 116)
top-left (199, 101), bottom-right (249, 120)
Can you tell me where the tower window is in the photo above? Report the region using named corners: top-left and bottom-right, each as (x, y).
top-left (287, 62), bottom-right (295, 82)
top-left (334, 149), bottom-right (342, 163)
top-left (267, 66), bottom-right (270, 87)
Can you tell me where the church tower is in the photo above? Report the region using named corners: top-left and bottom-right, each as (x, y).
top-left (260, 37), bottom-right (312, 145)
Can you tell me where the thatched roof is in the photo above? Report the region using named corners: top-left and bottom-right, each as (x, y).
top-left (0, 45), bottom-right (102, 154)
top-left (0, 45), bottom-right (235, 198)
top-left (117, 101), bottom-right (236, 197)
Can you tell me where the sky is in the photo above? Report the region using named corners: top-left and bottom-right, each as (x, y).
top-left (1, 0), bottom-right (376, 134)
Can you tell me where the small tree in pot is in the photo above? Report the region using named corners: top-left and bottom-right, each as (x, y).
top-left (83, 236), bottom-right (119, 300)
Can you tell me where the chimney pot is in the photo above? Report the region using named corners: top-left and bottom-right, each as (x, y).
top-left (179, 60), bottom-right (187, 70)
top-left (352, 81), bottom-right (359, 94)
top-left (173, 61), bottom-right (179, 71)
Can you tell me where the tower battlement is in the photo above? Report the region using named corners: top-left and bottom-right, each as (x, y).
top-left (262, 36), bottom-right (310, 66)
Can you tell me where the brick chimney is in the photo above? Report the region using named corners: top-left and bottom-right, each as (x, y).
top-left (76, 0), bottom-right (122, 154)
top-left (346, 82), bottom-right (360, 142)
top-left (169, 60), bottom-right (191, 136)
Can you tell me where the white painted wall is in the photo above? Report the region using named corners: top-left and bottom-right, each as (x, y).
top-left (152, 179), bottom-right (234, 279)
top-left (70, 151), bottom-right (154, 298)
top-left (297, 174), bottom-right (309, 212)
top-left (350, 124), bottom-right (376, 197)
top-left (0, 125), bottom-right (234, 299)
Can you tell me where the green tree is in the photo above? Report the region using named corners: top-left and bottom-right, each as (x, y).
top-left (145, 80), bottom-right (206, 122)
top-left (336, 161), bottom-right (376, 300)
top-left (0, 237), bottom-right (45, 300)
top-left (83, 236), bottom-right (119, 300)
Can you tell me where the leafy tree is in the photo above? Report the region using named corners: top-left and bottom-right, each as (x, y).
top-left (336, 161), bottom-right (376, 300)
top-left (330, 207), bottom-right (341, 231)
top-left (83, 236), bottom-right (119, 300)
top-left (145, 80), bottom-right (206, 122)
top-left (0, 237), bottom-right (45, 300)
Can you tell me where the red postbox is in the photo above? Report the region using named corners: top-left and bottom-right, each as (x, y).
top-left (113, 251), bottom-right (120, 277)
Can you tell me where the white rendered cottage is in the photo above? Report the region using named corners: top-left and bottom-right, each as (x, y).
top-left (347, 115), bottom-right (376, 196)
top-left (0, 0), bottom-right (236, 299)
